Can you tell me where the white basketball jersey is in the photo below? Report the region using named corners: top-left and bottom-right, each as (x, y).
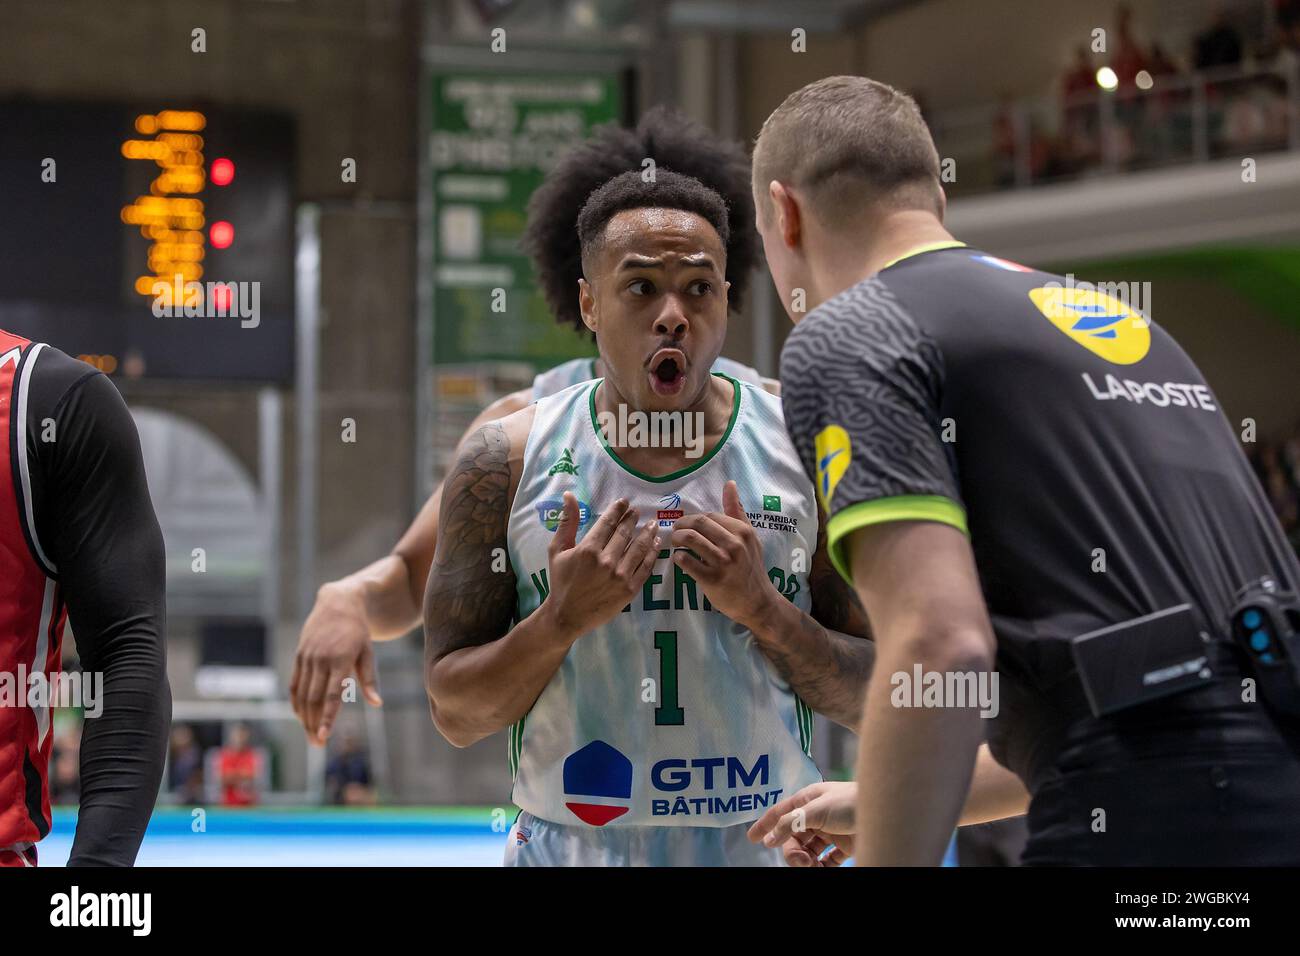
top-left (531, 355), bottom-right (763, 401)
top-left (506, 373), bottom-right (822, 829)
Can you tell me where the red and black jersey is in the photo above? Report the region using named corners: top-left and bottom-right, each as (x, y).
top-left (0, 328), bottom-right (169, 866)
top-left (0, 330), bottom-right (67, 853)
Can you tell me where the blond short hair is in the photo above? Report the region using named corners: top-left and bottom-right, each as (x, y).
top-left (753, 75), bottom-right (942, 228)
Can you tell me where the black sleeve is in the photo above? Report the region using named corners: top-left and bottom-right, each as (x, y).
top-left (27, 348), bottom-right (170, 866)
top-left (779, 279), bottom-right (965, 581)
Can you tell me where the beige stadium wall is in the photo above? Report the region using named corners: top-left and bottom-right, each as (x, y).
top-left (1122, 277), bottom-right (1300, 439)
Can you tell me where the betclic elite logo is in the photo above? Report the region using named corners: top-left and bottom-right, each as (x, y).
top-left (1028, 281), bottom-right (1151, 365)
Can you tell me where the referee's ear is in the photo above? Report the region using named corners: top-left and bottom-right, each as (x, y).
top-left (768, 181), bottom-right (802, 250)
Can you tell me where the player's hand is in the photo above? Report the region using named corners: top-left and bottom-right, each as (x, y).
top-left (747, 780), bottom-right (858, 867)
top-left (543, 493), bottom-right (660, 639)
top-left (290, 581), bottom-right (383, 746)
top-left (669, 480), bottom-right (774, 630)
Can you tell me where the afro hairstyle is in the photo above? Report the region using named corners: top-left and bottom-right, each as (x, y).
top-left (577, 169), bottom-right (730, 268)
top-left (521, 105), bottom-right (758, 333)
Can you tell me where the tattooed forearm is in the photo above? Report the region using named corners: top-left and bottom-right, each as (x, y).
top-left (747, 527), bottom-right (876, 729)
top-left (757, 609), bottom-right (876, 730)
top-left (423, 421), bottom-right (517, 664)
top-left (809, 517), bottom-right (872, 639)
top-left (810, 556), bottom-right (872, 638)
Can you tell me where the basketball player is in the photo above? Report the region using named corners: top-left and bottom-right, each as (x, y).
top-left (423, 170), bottom-right (874, 865)
top-left (292, 108), bottom-right (775, 744)
top-left (0, 330), bottom-right (169, 866)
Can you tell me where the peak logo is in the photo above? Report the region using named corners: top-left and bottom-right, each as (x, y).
top-left (563, 740), bottom-right (633, 826)
top-left (1029, 284), bottom-right (1151, 365)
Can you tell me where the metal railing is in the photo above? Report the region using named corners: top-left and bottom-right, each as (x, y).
top-left (930, 57), bottom-right (1300, 197)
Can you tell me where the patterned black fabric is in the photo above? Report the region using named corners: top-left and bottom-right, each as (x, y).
top-left (780, 277), bottom-right (960, 517)
top-left (776, 244), bottom-right (1300, 798)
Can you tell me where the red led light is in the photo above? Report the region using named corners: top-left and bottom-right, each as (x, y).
top-left (210, 221), bottom-right (234, 249)
top-left (210, 157), bottom-right (235, 186)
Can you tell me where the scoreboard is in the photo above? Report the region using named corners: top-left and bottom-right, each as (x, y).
top-left (0, 99), bottom-right (295, 383)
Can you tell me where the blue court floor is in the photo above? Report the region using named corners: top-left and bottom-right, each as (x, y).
top-left (42, 807), bottom-right (509, 866)
top-left (41, 807), bottom-right (955, 866)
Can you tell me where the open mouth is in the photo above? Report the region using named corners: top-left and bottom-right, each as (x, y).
top-left (648, 349), bottom-right (687, 395)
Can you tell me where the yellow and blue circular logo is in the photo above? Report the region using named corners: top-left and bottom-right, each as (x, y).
top-left (814, 425), bottom-right (851, 511)
top-left (1028, 286), bottom-right (1150, 365)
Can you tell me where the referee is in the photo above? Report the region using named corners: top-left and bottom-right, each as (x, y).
top-left (752, 76), bottom-right (1300, 865)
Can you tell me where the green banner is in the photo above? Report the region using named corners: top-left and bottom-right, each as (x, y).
top-left (429, 71), bottom-right (624, 366)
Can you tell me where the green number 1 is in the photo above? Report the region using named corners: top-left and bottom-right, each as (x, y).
top-left (653, 631), bottom-right (684, 726)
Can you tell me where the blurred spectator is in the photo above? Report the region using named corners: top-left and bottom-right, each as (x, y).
top-left (943, 0), bottom-right (1296, 194)
top-left (168, 723), bottom-right (204, 804)
top-left (1113, 3), bottom-right (1149, 91)
top-left (1195, 6), bottom-right (1244, 70)
top-left (216, 723), bottom-right (262, 807)
top-left (1280, 0), bottom-right (1300, 53)
top-left (1062, 45), bottom-right (1096, 103)
top-left (1147, 42), bottom-right (1180, 79)
top-left (1136, 42), bottom-right (1184, 162)
top-left (1026, 118), bottom-right (1056, 180)
top-left (992, 93), bottom-right (1020, 187)
top-left (48, 725), bottom-right (80, 806)
top-left (1108, 4), bottom-right (1150, 163)
top-left (1221, 74), bottom-right (1291, 150)
top-left (1060, 46), bottom-right (1100, 168)
top-left (326, 730), bottom-right (378, 806)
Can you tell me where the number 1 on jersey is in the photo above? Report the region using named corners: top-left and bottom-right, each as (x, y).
top-left (653, 631), bottom-right (684, 726)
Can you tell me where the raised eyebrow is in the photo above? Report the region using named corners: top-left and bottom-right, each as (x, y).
top-left (617, 254), bottom-right (664, 271)
top-left (679, 254), bottom-right (718, 270)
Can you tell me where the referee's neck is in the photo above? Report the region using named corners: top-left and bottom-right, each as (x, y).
top-left (809, 210), bottom-right (953, 306)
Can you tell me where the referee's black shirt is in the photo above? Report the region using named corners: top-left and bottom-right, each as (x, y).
top-left (780, 243), bottom-right (1300, 790)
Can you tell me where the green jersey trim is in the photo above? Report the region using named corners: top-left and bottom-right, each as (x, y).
top-left (508, 714), bottom-right (527, 778)
top-left (826, 495), bottom-right (968, 584)
top-left (795, 696), bottom-right (814, 756)
top-left (586, 372), bottom-right (742, 484)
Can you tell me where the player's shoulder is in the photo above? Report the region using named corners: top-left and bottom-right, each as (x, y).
top-left (785, 270), bottom-right (914, 376)
top-left (532, 357), bottom-right (597, 400)
top-left (728, 370), bottom-right (780, 414)
top-left (16, 343), bottom-right (107, 416)
top-left (22, 341), bottom-right (98, 381)
top-left (483, 387), bottom-right (533, 419)
top-left (877, 245), bottom-right (1049, 316)
top-left (489, 399), bottom-right (539, 452)
top-left (452, 400), bottom-right (537, 491)
top-left (711, 355), bottom-right (763, 386)
top-left (790, 245), bottom-right (1047, 360)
